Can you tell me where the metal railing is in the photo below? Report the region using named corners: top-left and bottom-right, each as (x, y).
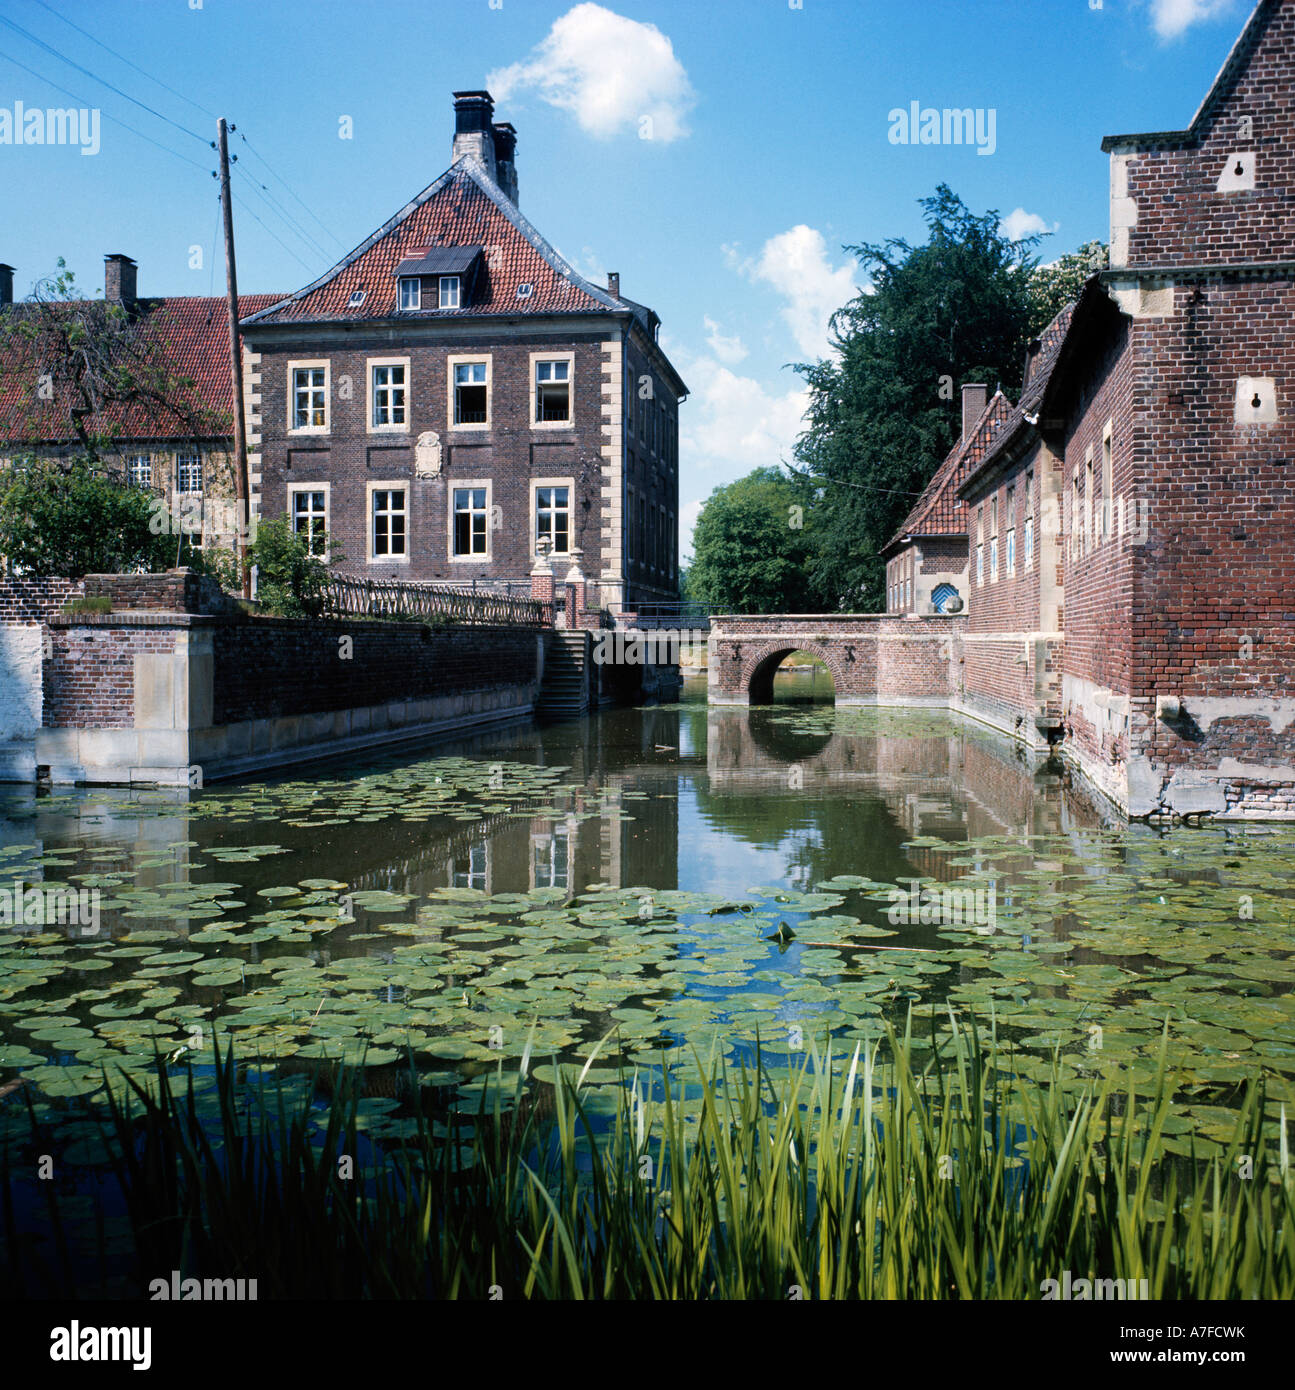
top-left (319, 574), bottom-right (553, 627)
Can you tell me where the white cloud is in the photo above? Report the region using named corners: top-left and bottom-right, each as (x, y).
top-left (728, 226), bottom-right (858, 360)
top-left (1149, 0), bottom-right (1235, 40)
top-left (999, 207), bottom-right (1059, 242)
top-left (702, 315), bottom-right (748, 365)
top-left (488, 3), bottom-right (695, 142)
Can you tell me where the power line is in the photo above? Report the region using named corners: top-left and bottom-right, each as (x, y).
top-left (0, 12), bottom-right (207, 146)
top-left (238, 132), bottom-right (346, 253)
top-left (0, 49), bottom-right (211, 173)
top-left (231, 191), bottom-right (316, 274)
top-left (29, 0), bottom-right (218, 121)
top-left (233, 161), bottom-right (331, 265)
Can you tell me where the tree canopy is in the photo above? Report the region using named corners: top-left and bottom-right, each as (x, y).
top-left (686, 467), bottom-right (822, 614)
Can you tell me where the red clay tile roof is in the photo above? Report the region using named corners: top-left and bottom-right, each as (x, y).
top-left (242, 159), bottom-right (621, 327)
top-left (0, 293), bottom-right (284, 445)
top-left (885, 391), bottom-right (1013, 554)
top-left (957, 302), bottom-right (1076, 499)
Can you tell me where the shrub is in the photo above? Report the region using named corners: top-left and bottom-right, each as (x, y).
top-left (248, 515), bottom-right (339, 617)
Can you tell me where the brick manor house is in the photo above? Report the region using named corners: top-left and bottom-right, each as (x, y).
top-left (883, 0), bottom-right (1295, 819)
top-left (240, 91), bottom-right (686, 613)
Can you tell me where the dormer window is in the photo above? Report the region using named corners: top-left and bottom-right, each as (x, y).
top-left (398, 277), bottom-right (421, 311)
top-left (439, 276), bottom-right (461, 310)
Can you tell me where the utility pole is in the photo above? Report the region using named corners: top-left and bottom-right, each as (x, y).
top-left (216, 117), bottom-right (252, 598)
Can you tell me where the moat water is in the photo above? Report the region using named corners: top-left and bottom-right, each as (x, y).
top-left (2, 669), bottom-right (1294, 1218)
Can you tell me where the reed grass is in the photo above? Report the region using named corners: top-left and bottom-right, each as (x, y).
top-left (2, 1013), bottom-right (1292, 1299)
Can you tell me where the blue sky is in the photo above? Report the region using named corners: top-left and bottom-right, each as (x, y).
top-left (0, 0), bottom-right (1256, 555)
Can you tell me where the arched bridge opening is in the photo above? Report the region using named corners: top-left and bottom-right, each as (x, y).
top-left (747, 648), bottom-right (837, 705)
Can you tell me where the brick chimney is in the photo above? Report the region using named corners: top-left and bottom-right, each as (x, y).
top-left (491, 121), bottom-right (518, 204)
top-left (452, 91), bottom-right (497, 182)
top-left (607, 272), bottom-right (620, 298)
top-left (104, 253), bottom-right (137, 306)
top-left (961, 383), bottom-right (987, 441)
top-left (0, 264), bottom-right (13, 307)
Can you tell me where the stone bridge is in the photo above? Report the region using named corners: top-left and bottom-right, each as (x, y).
top-left (707, 613), bottom-right (966, 706)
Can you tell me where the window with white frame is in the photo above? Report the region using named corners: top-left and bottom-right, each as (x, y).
top-left (452, 359), bottom-right (489, 426)
top-left (1024, 469), bottom-right (1035, 570)
top-left (1005, 484), bottom-right (1016, 576)
top-left (668, 510), bottom-right (675, 578)
top-left (452, 485), bottom-right (489, 557)
top-left (290, 362), bottom-right (328, 431)
top-left (1101, 422), bottom-right (1114, 539)
top-left (534, 357), bottom-right (571, 424)
top-left (176, 452), bottom-right (202, 494)
top-left (438, 275), bottom-right (460, 309)
top-left (975, 506), bottom-right (984, 585)
top-left (126, 454), bottom-right (152, 488)
top-left (1084, 448), bottom-right (1095, 551)
top-left (533, 830), bottom-right (570, 890)
top-left (626, 485), bottom-right (634, 562)
top-left (398, 277), bottom-right (421, 311)
top-left (370, 486), bottom-right (406, 559)
top-left (534, 483), bottom-right (571, 555)
top-left (290, 486), bottom-right (329, 557)
top-left (369, 361), bottom-right (407, 430)
top-left (451, 843), bottom-right (488, 891)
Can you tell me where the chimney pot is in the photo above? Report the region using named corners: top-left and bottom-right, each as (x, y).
top-left (961, 383), bottom-right (987, 442)
top-left (607, 271), bottom-right (620, 298)
top-left (104, 253), bottom-right (137, 306)
top-left (0, 263), bottom-right (14, 307)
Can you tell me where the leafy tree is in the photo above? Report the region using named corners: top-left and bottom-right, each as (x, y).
top-left (687, 467), bottom-right (822, 614)
top-left (1028, 239), bottom-right (1108, 333)
top-left (0, 454), bottom-right (178, 576)
top-left (249, 516), bottom-right (337, 618)
top-left (791, 186), bottom-right (1042, 611)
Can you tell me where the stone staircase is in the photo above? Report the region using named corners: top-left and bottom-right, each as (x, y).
top-left (538, 630), bottom-right (591, 717)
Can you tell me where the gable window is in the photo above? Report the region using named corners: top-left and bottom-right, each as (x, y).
top-left (1024, 469), bottom-right (1035, 570)
top-left (438, 275), bottom-right (461, 310)
top-left (534, 482), bottom-right (571, 555)
top-left (290, 485), bottom-right (329, 557)
top-left (398, 277), bottom-right (421, 311)
top-left (451, 358), bottom-right (490, 427)
top-left (369, 485), bottom-right (407, 560)
top-left (176, 453), bottom-right (202, 494)
top-left (369, 360), bottom-right (407, 430)
top-left (290, 361), bottom-right (329, 432)
top-left (452, 484), bottom-right (489, 558)
top-left (532, 354), bottom-right (573, 425)
top-left (1005, 484), bottom-right (1016, 576)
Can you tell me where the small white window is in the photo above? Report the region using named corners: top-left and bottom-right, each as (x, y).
top-left (453, 486), bottom-right (489, 557)
top-left (176, 453), bottom-right (202, 494)
top-left (535, 484), bottom-right (571, 554)
top-left (370, 362), bottom-right (407, 429)
top-left (291, 488), bottom-right (329, 557)
top-left (371, 487), bottom-right (406, 558)
top-left (516, 282), bottom-right (533, 300)
top-left (439, 276), bottom-right (461, 309)
top-left (291, 364), bottom-right (328, 431)
top-left (126, 454), bottom-right (152, 488)
top-left (347, 290), bottom-right (366, 308)
top-left (534, 357), bottom-right (571, 424)
top-left (398, 277), bottom-right (421, 311)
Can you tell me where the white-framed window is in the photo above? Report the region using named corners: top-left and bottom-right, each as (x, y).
top-left (176, 452), bottom-right (202, 494)
top-left (451, 843), bottom-right (488, 891)
top-left (289, 483), bottom-right (330, 558)
top-left (1084, 446), bottom-right (1095, 551)
top-left (438, 275), bottom-right (461, 310)
top-left (367, 482), bottom-right (407, 561)
top-left (531, 352), bottom-right (573, 427)
top-left (532, 829), bottom-right (570, 890)
top-left (1005, 484), bottom-right (1016, 576)
top-left (367, 358), bottom-right (408, 431)
top-left (449, 356), bottom-right (491, 429)
top-left (126, 453), bottom-right (152, 488)
top-left (532, 479), bottom-right (572, 555)
top-left (289, 360), bottom-right (329, 433)
top-left (1101, 421), bottom-right (1114, 540)
top-left (1024, 469), bottom-right (1035, 570)
top-left (668, 509), bottom-right (675, 578)
top-left (626, 484), bottom-right (634, 562)
top-left (451, 482), bottom-right (490, 559)
top-left (398, 277), bottom-right (421, 311)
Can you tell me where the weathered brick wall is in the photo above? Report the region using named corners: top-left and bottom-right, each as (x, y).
top-left (43, 622), bottom-right (178, 728)
top-left (709, 615), bottom-right (963, 703)
top-left (919, 538), bottom-right (966, 574)
top-left (212, 618), bottom-right (540, 725)
top-left (1114, 2), bottom-right (1295, 269)
top-left (83, 568), bottom-right (228, 614)
top-left (0, 576), bottom-right (83, 623)
top-left (255, 333), bottom-right (611, 587)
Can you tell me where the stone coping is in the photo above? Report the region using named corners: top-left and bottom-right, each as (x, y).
top-left (47, 611), bottom-right (547, 633)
